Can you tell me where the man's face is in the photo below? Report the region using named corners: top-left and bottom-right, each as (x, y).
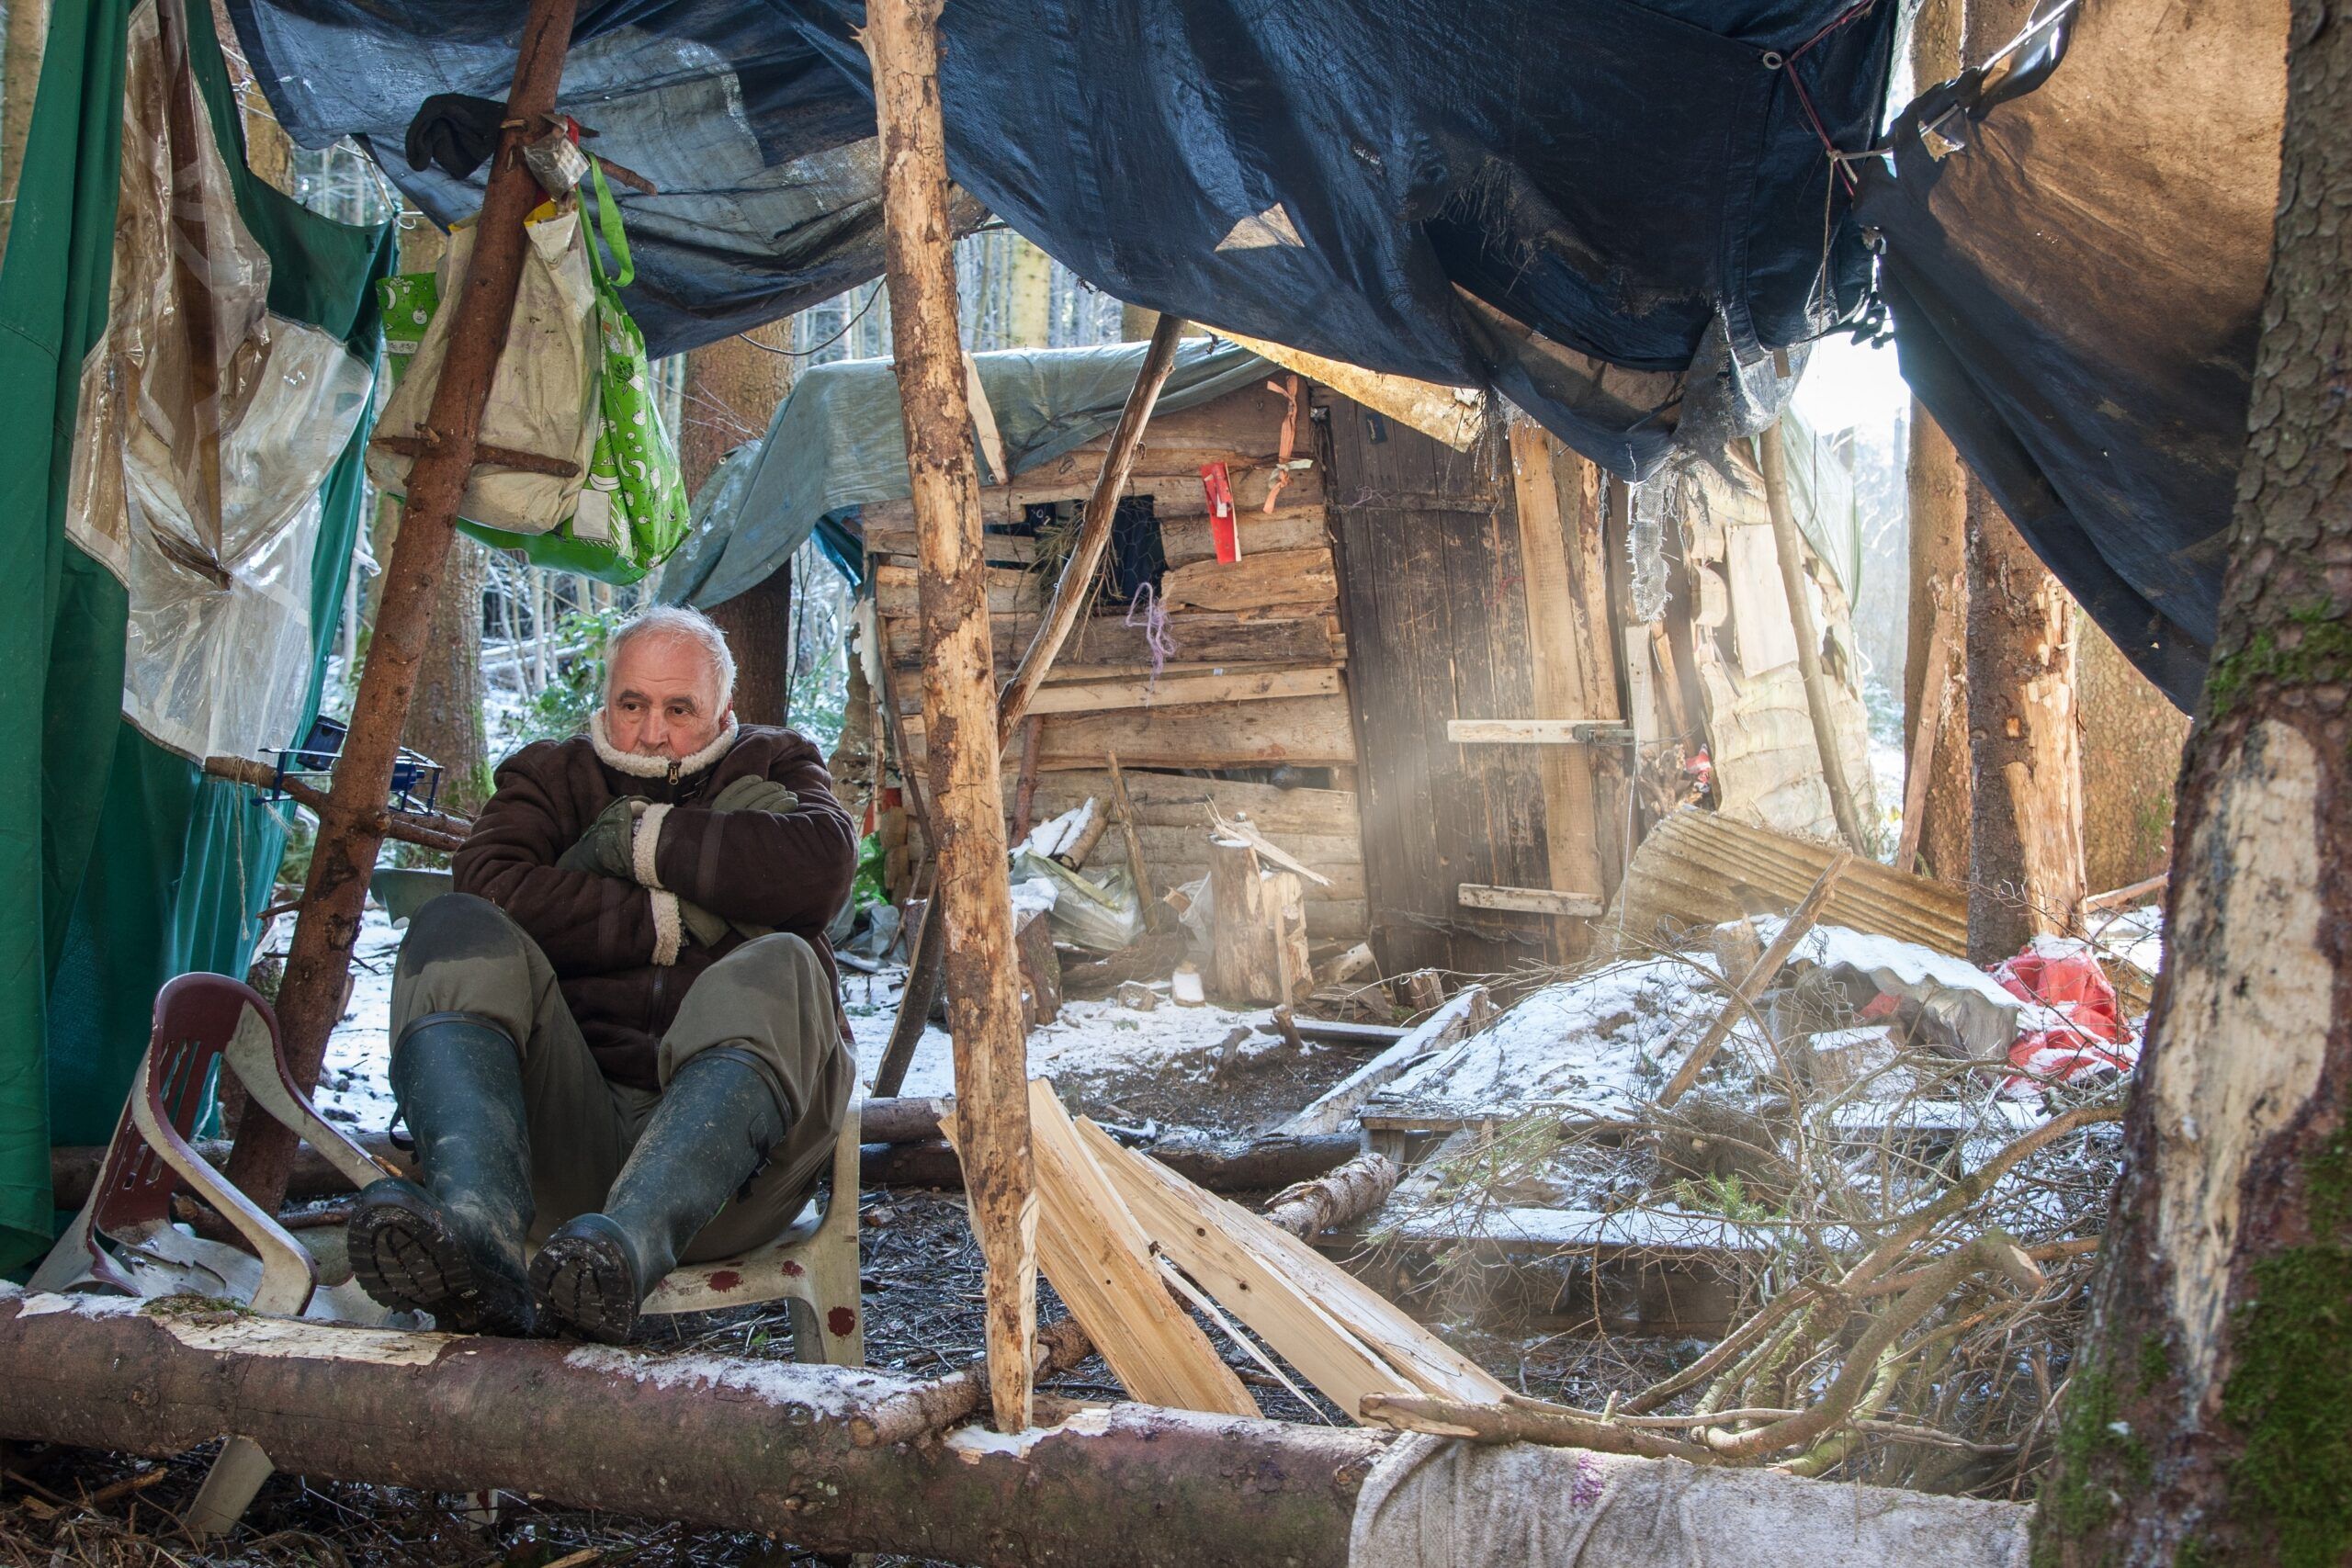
top-left (605, 633), bottom-right (730, 760)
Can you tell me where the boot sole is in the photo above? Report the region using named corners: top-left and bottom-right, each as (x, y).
top-left (530, 1228), bottom-right (641, 1345)
top-left (348, 1193), bottom-right (532, 1337)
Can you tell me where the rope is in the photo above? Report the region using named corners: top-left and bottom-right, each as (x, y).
top-left (1773, 0), bottom-right (1880, 197)
top-left (1124, 581), bottom-right (1174, 695)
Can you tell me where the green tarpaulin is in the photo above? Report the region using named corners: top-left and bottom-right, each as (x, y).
top-left (0, 0), bottom-right (390, 1270)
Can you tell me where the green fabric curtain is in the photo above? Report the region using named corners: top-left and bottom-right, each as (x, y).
top-left (0, 0), bottom-right (390, 1269)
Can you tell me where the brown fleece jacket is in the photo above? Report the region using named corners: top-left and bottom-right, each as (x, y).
top-left (452, 717), bottom-right (858, 1089)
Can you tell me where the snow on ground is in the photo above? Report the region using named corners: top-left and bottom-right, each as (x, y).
top-left (843, 962), bottom-right (1289, 1101)
top-left (1378, 957), bottom-right (1730, 1122)
top-left (311, 906), bottom-right (403, 1134)
top-left (322, 902), bottom-right (1282, 1124)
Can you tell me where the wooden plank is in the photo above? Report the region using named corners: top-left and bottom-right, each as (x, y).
top-left (1446, 718), bottom-right (1635, 744)
top-left (874, 561), bottom-right (1038, 618)
top-left (1508, 422), bottom-right (1608, 958)
top-left (1130, 825), bottom-right (1362, 872)
top-left (1159, 547), bottom-right (1337, 613)
top-left (1070, 1119), bottom-right (1416, 1424)
top-left (854, 455), bottom-right (1320, 529)
top-left (1457, 884), bottom-right (1604, 917)
top-left (901, 664), bottom-right (1343, 718)
top-left (900, 694), bottom-right (1359, 771)
top-left (1023, 771), bottom-right (1360, 838)
top-left (1283, 987), bottom-right (1491, 1137)
top-left (882, 607), bottom-right (1343, 673)
top-left (1080, 1118), bottom-right (1510, 1407)
top-left (866, 503), bottom-right (1329, 570)
top-left (943, 1081), bottom-right (1258, 1417)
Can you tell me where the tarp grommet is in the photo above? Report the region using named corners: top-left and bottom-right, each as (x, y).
top-left (1760, 49), bottom-right (1787, 68)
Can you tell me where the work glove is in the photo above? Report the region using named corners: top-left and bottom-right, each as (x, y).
top-left (709, 775), bottom-right (800, 816)
top-left (678, 774), bottom-right (798, 943)
top-left (556, 796), bottom-right (644, 881)
top-left (677, 896), bottom-right (732, 948)
top-left (404, 93), bottom-right (505, 179)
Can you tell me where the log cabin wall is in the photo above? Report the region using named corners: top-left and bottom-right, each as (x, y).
top-left (867, 373), bottom-right (1371, 942)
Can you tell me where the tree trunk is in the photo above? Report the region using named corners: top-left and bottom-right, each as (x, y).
top-left (1120, 301), bottom-right (1159, 342)
top-left (684, 321), bottom-right (796, 722)
top-left (1960, 0), bottom-right (2086, 962)
top-left (401, 535), bottom-right (491, 812)
top-left (679, 320), bottom-right (790, 495)
top-left (2076, 610), bottom-right (2189, 893)
top-left (220, 0), bottom-right (582, 1216)
top-left (863, 0), bottom-right (1037, 1433)
top-left (2032, 1), bottom-right (2352, 1560)
top-left (1963, 480), bottom-right (2086, 960)
top-left (705, 558), bottom-right (793, 727)
top-left (0, 0), bottom-right (48, 256)
top-left (1902, 0), bottom-right (1968, 874)
top-left (1006, 234), bottom-right (1052, 346)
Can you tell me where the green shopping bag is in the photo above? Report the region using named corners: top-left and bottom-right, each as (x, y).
top-left (379, 270), bottom-right (439, 388)
top-left (447, 164), bottom-right (692, 584)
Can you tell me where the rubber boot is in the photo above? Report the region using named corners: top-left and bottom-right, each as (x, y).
top-left (531, 1047), bottom-right (789, 1344)
top-left (347, 1012), bottom-right (537, 1335)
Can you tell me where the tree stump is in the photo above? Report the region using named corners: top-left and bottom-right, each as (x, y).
top-left (1206, 837), bottom-right (1306, 1005)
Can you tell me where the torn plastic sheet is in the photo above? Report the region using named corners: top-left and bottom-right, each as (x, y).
top-left (68, 1), bottom-right (375, 761)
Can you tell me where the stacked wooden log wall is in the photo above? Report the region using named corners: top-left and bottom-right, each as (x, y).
top-left (867, 374), bottom-right (1369, 942)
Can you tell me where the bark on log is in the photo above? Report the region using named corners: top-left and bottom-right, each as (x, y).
top-left (0, 1292), bottom-right (1383, 1568)
top-left (220, 0), bottom-right (581, 1216)
top-left (2034, 0), bottom-right (2352, 1555)
top-left (1963, 476), bottom-right (2086, 961)
top-left (864, 0), bottom-right (1036, 1430)
top-left (1262, 1152), bottom-right (1399, 1237)
top-left (1208, 837), bottom-right (1306, 1005)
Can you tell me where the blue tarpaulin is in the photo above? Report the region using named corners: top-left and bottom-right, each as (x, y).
top-left (224, 0), bottom-right (1899, 482)
top-left (659, 337), bottom-right (1272, 608)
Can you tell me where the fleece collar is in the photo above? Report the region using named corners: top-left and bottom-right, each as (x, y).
top-left (589, 708), bottom-right (740, 781)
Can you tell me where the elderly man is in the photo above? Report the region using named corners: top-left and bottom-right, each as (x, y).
top-left (346, 605), bottom-right (856, 1342)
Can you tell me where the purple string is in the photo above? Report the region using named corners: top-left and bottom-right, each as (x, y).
top-left (1125, 582), bottom-right (1174, 695)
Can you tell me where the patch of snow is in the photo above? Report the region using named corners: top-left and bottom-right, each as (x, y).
top-left (850, 983), bottom-right (1278, 1100)
top-left (1379, 958), bottom-right (1733, 1122)
top-left (1012, 799), bottom-right (1096, 862)
top-left (307, 906), bottom-right (404, 1136)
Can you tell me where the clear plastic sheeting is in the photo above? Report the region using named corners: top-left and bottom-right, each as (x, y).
top-left (69, 1), bottom-right (374, 761)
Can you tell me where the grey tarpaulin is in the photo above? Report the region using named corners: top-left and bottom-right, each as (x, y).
top-left (659, 337), bottom-right (1272, 611)
top-left (1346, 1433), bottom-right (2032, 1568)
top-left (223, 0), bottom-right (1899, 481)
top-left (1854, 0), bottom-right (2287, 709)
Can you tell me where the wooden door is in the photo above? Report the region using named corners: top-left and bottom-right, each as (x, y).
top-left (1322, 400), bottom-right (1558, 978)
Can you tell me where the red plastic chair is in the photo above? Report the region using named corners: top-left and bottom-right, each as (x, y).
top-left (29, 973), bottom-right (397, 1535)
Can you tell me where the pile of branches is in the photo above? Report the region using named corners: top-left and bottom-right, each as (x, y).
top-left (1364, 942), bottom-right (2129, 1495)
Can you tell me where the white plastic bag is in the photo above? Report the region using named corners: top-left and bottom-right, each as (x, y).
top-left (368, 206), bottom-right (600, 536)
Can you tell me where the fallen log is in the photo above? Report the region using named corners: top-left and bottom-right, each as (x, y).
top-left (51, 1101), bottom-right (1361, 1210)
top-left (1262, 1151), bottom-right (1399, 1237)
top-left (0, 1290), bottom-right (1381, 1567)
top-left (859, 1128), bottom-right (1362, 1194)
top-left (0, 1292), bottom-right (2034, 1566)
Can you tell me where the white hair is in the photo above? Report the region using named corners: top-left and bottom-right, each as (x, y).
top-left (605, 604), bottom-right (737, 712)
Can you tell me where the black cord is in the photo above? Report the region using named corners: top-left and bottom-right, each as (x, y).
top-left (735, 287), bottom-right (883, 358)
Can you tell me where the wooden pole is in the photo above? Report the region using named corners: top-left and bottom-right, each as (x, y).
top-left (862, 0), bottom-right (1036, 1432)
top-left (1894, 594), bottom-right (1952, 874)
top-left (1758, 422), bottom-right (1871, 855)
top-left (220, 0), bottom-right (582, 1213)
top-left (995, 311), bottom-right (1186, 747)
